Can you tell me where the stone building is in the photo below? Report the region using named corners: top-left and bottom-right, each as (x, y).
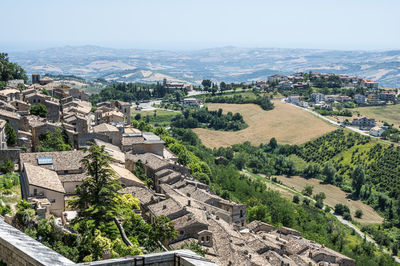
top-left (93, 123), bottom-right (122, 146)
top-left (69, 87), bottom-right (89, 101)
top-left (24, 92), bottom-right (60, 122)
top-left (21, 163), bottom-right (66, 216)
top-left (10, 100), bottom-right (30, 115)
top-left (121, 132), bottom-right (165, 155)
top-left (0, 119), bottom-right (7, 150)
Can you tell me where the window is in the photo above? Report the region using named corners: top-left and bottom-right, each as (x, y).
top-left (240, 209), bottom-right (243, 218)
top-left (201, 236), bottom-right (205, 242)
top-left (50, 199), bottom-right (56, 203)
top-left (34, 188), bottom-right (37, 195)
top-left (180, 231), bottom-right (184, 235)
top-left (206, 236), bottom-right (210, 242)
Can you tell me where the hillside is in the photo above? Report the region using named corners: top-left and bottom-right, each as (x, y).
top-left (9, 45), bottom-right (400, 87)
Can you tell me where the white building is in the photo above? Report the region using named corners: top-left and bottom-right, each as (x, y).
top-left (182, 98), bottom-right (200, 107)
top-left (369, 126), bottom-right (386, 137)
top-left (310, 93), bottom-right (324, 104)
top-left (287, 95), bottom-right (300, 105)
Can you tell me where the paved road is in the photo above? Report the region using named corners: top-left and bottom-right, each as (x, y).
top-left (283, 100), bottom-right (371, 137)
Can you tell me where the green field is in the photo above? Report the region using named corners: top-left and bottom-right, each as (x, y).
top-left (350, 104), bottom-right (400, 128)
top-left (131, 109), bottom-right (179, 127)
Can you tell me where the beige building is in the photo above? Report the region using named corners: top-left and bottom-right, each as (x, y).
top-left (122, 132), bottom-right (165, 155)
top-left (21, 163), bottom-right (66, 216)
top-left (25, 92), bottom-right (61, 122)
top-left (10, 100), bottom-right (30, 115)
top-left (93, 123), bottom-right (122, 146)
top-left (20, 150), bottom-right (86, 195)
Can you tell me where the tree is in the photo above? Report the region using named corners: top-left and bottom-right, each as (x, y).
top-left (151, 215), bottom-right (177, 245)
top-left (5, 122), bottom-right (16, 146)
top-left (39, 129), bottom-right (72, 152)
top-left (30, 104), bottom-right (47, 118)
top-left (0, 53), bottom-right (27, 89)
top-left (292, 195), bottom-right (300, 204)
top-left (201, 79), bottom-right (212, 88)
top-left (69, 144), bottom-right (122, 229)
top-left (0, 159), bottom-right (14, 174)
top-left (269, 137), bottom-right (278, 149)
top-left (322, 162), bottom-right (336, 184)
top-left (302, 185), bottom-right (313, 196)
top-left (355, 209), bottom-right (363, 218)
top-left (351, 165), bottom-right (365, 197)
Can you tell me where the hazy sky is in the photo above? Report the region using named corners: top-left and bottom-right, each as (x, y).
top-left (1, 0), bottom-right (399, 51)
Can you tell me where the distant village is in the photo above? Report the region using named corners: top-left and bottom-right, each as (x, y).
top-left (256, 72), bottom-right (398, 138)
top-left (0, 74), bottom-right (356, 265)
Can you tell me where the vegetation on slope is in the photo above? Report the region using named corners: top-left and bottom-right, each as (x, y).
top-left (205, 94), bottom-right (274, 110)
top-left (0, 53), bottom-right (27, 89)
top-left (171, 108), bottom-right (247, 131)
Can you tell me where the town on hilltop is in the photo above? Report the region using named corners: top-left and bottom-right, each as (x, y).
top-left (0, 73), bottom-right (360, 266)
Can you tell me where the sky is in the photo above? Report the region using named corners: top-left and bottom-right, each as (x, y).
top-left (1, 0), bottom-right (399, 51)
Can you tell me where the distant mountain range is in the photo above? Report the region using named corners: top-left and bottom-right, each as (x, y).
top-left (8, 45), bottom-right (400, 87)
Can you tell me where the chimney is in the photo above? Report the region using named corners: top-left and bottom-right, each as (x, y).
top-left (188, 200), bottom-right (191, 206)
top-left (163, 204), bottom-right (166, 209)
top-left (186, 193), bottom-right (191, 197)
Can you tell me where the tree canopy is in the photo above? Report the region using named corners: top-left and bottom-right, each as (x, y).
top-left (0, 53), bottom-right (27, 89)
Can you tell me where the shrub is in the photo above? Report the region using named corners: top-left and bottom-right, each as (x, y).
top-left (293, 195), bottom-right (300, 204)
top-left (302, 185), bottom-right (313, 196)
top-left (303, 198), bottom-right (311, 206)
top-left (343, 212), bottom-right (352, 221)
top-left (30, 104), bottom-right (47, 118)
top-left (334, 203), bottom-right (350, 215)
top-left (355, 209), bottom-right (363, 218)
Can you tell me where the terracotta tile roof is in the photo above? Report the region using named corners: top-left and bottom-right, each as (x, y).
top-left (94, 139), bottom-right (125, 163)
top-left (20, 150), bottom-right (85, 172)
top-left (93, 123), bottom-right (119, 133)
top-left (126, 153), bottom-right (169, 171)
top-left (171, 210), bottom-right (208, 230)
top-left (24, 163), bottom-right (65, 193)
top-left (110, 164), bottom-right (144, 185)
top-left (119, 186), bottom-right (157, 206)
top-left (58, 173), bottom-right (87, 182)
top-left (0, 108), bottom-right (20, 120)
top-left (121, 136), bottom-right (145, 146)
top-left (148, 198), bottom-right (184, 218)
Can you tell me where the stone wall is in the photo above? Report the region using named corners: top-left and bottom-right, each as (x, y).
top-left (0, 149), bottom-right (20, 164)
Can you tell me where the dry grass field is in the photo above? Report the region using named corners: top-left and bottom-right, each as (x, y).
top-left (194, 100), bottom-right (336, 148)
top-left (275, 175), bottom-right (383, 224)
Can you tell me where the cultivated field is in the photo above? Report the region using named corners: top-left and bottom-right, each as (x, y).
top-left (194, 101), bottom-right (336, 148)
top-left (131, 109), bottom-right (179, 127)
top-left (275, 175), bottom-right (383, 224)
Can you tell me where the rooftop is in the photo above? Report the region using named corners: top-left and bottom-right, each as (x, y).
top-left (126, 153), bottom-right (169, 171)
top-left (93, 123), bottom-right (119, 133)
top-left (20, 150), bottom-right (85, 172)
top-left (24, 163), bottom-right (65, 193)
top-left (110, 163), bottom-right (144, 185)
